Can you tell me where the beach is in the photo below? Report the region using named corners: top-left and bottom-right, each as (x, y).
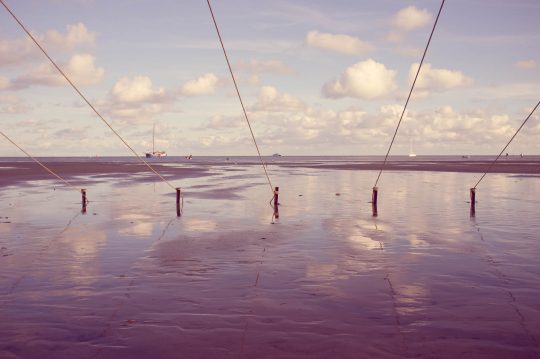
top-left (1, 157), bottom-right (540, 358)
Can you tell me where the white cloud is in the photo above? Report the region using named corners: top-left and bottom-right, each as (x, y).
top-left (241, 98), bottom-right (530, 154)
top-left (322, 59), bottom-right (397, 99)
top-left (306, 30), bottom-right (373, 55)
top-left (410, 63), bottom-right (472, 95)
top-left (112, 76), bottom-right (165, 103)
top-left (43, 22), bottom-right (96, 51)
top-left (0, 23), bottom-right (96, 67)
top-left (514, 60), bottom-right (538, 70)
top-left (180, 73), bottom-right (219, 96)
top-left (250, 86), bottom-right (305, 112)
top-left (10, 53), bottom-right (104, 89)
top-left (411, 107), bottom-right (515, 146)
top-left (394, 6), bottom-right (433, 31)
top-left (64, 53), bottom-right (104, 85)
top-left (387, 6), bottom-right (433, 45)
top-left (250, 106), bottom-right (377, 147)
top-left (100, 76), bottom-right (175, 124)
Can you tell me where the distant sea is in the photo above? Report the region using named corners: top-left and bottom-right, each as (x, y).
top-left (0, 155), bottom-right (538, 163)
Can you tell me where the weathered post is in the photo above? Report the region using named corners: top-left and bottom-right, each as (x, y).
top-left (470, 187), bottom-right (476, 216)
top-left (371, 186), bottom-right (378, 217)
top-left (176, 188), bottom-right (182, 217)
top-left (81, 188), bottom-right (87, 214)
top-left (274, 187), bottom-right (279, 206)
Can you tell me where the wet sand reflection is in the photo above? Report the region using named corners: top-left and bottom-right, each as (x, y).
top-left (1, 165), bottom-right (539, 358)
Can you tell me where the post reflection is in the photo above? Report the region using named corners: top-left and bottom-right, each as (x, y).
top-left (271, 203), bottom-right (279, 224)
top-left (372, 202), bottom-right (378, 217)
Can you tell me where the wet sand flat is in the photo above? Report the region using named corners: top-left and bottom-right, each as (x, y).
top-left (1, 158), bottom-right (540, 188)
top-left (1, 160), bottom-right (540, 358)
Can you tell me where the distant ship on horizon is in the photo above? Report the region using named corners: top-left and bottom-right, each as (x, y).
top-left (145, 124), bottom-right (167, 158)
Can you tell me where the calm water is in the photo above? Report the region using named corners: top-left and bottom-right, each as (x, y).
top-left (1, 163), bottom-right (539, 358)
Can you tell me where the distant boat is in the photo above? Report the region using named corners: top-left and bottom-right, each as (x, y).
top-left (185, 154), bottom-right (193, 160)
top-left (272, 153), bottom-right (282, 157)
top-left (408, 140), bottom-right (416, 157)
top-left (461, 155), bottom-right (470, 159)
top-left (145, 124), bottom-right (167, 158)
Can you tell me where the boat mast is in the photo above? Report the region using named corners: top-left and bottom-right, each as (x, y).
top-left (152, 124), bottom-right (155, 154)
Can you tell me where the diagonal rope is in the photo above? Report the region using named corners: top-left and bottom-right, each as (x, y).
top-left (1, 130), bottom-right (80, 192)
top-left (0, 0), bottom-right (175, 191)
top-left (206, 0), bottom-right (274, 194)
top-left (473, 99), bottom-right (540, 188)
top-left (374, 0), bottom-right (445, 187)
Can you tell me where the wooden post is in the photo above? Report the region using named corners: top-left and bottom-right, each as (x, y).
top-left (371, 186), bottom-right (378, 217)
top-left (470, 187), bottom-right (476, 216)
top-left (274, 187), bottom-right (279, 206)
top-left (176, 188), bottom-right (181, 217)
top-left (81, 188), bottom-right (87, 214)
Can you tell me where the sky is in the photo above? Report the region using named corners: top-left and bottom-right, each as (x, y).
top-left (1, 0), bottom-right (539, 156)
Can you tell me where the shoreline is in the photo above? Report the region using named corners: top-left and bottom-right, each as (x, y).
top-left (1, 159), bottom-right (539, 187)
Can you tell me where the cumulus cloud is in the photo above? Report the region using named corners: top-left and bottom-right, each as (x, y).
top-left (409, 107), bottom-right (515, 147)
top-left (180, 73), bottom-right (219, 96)
top-left (0, 23), bottom-right (96, 67)
top-left (100, 75), bottom-right (173, 124)
top-left (17, 92), bottom-right (530, 155)
top-left (306, 30), bottom-right (373, 55)
top-left (394, 6), bottom-right (433, 31)
top-left (239, 93), bottom-right (530, 154)
top-left (9, 53), bottom-right (104, 90)
top-left (410, 63), bottom-right (472, 95)
top-left (45, 22), bottom-right (96, 49)
top-left (250, 86), bottom-right (305, 112)
top-left (386, 6), bottom-right (433, 44)
top-left (322, 59), bottom-right (397, 99)
top-left (514, 60), bottom-right (538, 70)
top-left (112, 76), bottom-right (165, 103)
top-left (247, 106), bottom-right (379, 148)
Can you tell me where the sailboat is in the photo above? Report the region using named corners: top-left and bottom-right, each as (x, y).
top-left (145, 124), bottom-right (167, 158)
top-left (408, 140), bottom-right (417, 157)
